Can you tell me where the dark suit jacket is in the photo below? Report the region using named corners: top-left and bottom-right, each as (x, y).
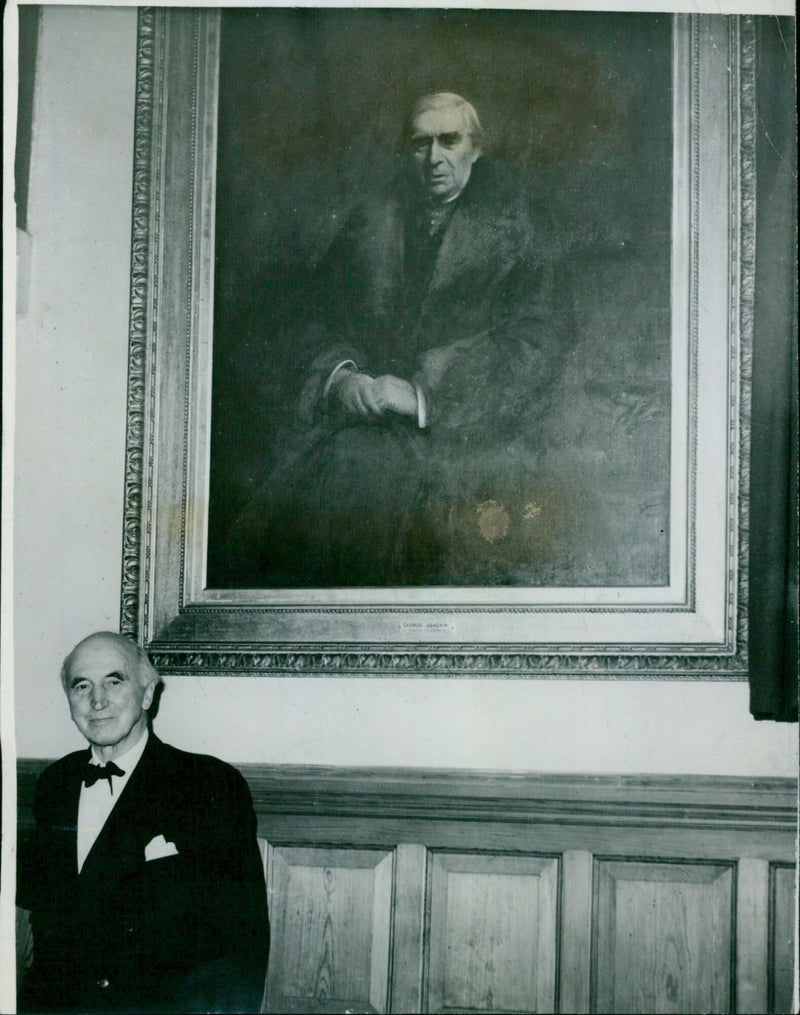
top-left (19, 735), bottom-right (269, 1014)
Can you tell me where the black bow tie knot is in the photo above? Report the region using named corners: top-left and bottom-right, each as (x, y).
top-left (83, 761), bottom-right (125, 788)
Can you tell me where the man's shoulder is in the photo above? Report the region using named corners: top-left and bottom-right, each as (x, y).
top-left (34, 749), bottom-right (89, 811)
top-left (147, 737), bottom-right (250, 794)
top-left (478, 159), bottom-right (573, 258)
top-left (143, 739), bottom-right (256, 829)
top-left (38, 748), bottom-right (88, 785)
top-left (468, 160), bottom-right (547, 216)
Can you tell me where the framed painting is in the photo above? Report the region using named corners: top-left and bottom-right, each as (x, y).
top-left (122, 8), bottom-right (757, 677)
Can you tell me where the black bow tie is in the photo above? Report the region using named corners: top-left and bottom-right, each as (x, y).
top-left (83, 761), bottom-right (125, 788)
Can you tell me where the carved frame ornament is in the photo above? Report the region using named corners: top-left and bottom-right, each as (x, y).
top-left (121, 11), bottom-right (756, 677)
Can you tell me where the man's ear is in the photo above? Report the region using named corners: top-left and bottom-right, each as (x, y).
top-left (143, 682), bottom-right (156, 710)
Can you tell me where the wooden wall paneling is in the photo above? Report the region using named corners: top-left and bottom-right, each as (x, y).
top-left (559, 850), bottom-right (593, 1014)
top-left (736, 857), bottom-right (770, 1013)
top-left (389, 843), bottom-right (427, 1014)
top-left (262, 844), bottom-right (394, 1014)
top-left (425, 851), bottom-right (559, 1014)
top-left (769, 863), bottom-right (797, 1014)
top-left (592, 859), bottom-right (734, 1015)
top-left (18, 763), bottom-right (798, 1014)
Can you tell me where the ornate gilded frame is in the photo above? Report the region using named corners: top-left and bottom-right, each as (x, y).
top-left (121, 10), bottom-right (756, 678)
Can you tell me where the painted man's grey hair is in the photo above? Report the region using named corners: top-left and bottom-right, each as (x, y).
top-left (408, 92), bottom-right (484, 147)
top-left (61, 631), bottom-right (162, 693)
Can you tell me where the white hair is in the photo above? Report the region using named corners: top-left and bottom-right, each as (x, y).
top-left (408, 92), bottom-right (483, 145)
top-left (61, 631), bottom-right (162, 693)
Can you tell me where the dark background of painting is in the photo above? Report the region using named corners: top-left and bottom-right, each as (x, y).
top-left (207, 9), bottom-right (672, 589)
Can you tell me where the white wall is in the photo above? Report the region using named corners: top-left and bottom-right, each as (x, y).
top-left (13, 6), bottom-right (797, 777)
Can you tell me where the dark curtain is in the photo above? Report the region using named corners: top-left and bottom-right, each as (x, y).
top-left (15, 6), bottom-right (41, 232)
top-left (748, 17), bottom-right (798, 722)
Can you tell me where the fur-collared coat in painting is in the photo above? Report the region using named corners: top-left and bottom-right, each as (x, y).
top-left (225, 158), bottom-right (575, 587)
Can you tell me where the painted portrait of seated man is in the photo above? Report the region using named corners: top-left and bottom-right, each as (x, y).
top-left (223, 92), bottom-right (575, 587)
top-left (207, 11), bottom-right (673, 592)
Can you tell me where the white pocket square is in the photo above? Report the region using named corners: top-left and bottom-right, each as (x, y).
top-left (144, 834), bottom-right (179, 861)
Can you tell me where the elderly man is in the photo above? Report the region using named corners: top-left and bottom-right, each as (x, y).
top-left (226, 92), bottom-right (570, 587)
top-left (18, 632), bottom-right (269, 1014)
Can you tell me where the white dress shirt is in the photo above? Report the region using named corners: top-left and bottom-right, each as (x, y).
top-left (76, 728), bottom-right (149, 872)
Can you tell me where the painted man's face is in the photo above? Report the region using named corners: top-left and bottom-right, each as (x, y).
top-left (411, 104), bottom-right (481, 203)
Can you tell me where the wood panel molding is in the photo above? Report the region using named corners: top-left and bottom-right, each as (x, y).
top-left (264, 844), bottom-right (393, 1012)
top-left (768, 863), bottom-right (797, 1015)
top-left (426, 851), bottom-right (559, 1013)
top-left (592, 859), bottom-right (735, 1013)
top-left (18, 760), bottom-right (797, 835)
top-left (246, 768), bottom-right (798, 834)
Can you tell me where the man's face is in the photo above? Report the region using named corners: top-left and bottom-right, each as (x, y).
top-left (411, 104), bottom-right (480, 203)
top-left (66, 637), bottom-right (154, 760)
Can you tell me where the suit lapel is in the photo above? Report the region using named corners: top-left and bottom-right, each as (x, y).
top-left (78, 734), bottom-right (163, 886)
top-left (46, 750), bottom-right (89, 883)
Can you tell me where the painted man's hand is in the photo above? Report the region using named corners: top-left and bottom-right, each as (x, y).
top-left (332, 371), bottom-right (418, 418)
top-left (330, 370), bottom-right (382, 416)
top-left (371, 375), bottom-right (418, 417)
